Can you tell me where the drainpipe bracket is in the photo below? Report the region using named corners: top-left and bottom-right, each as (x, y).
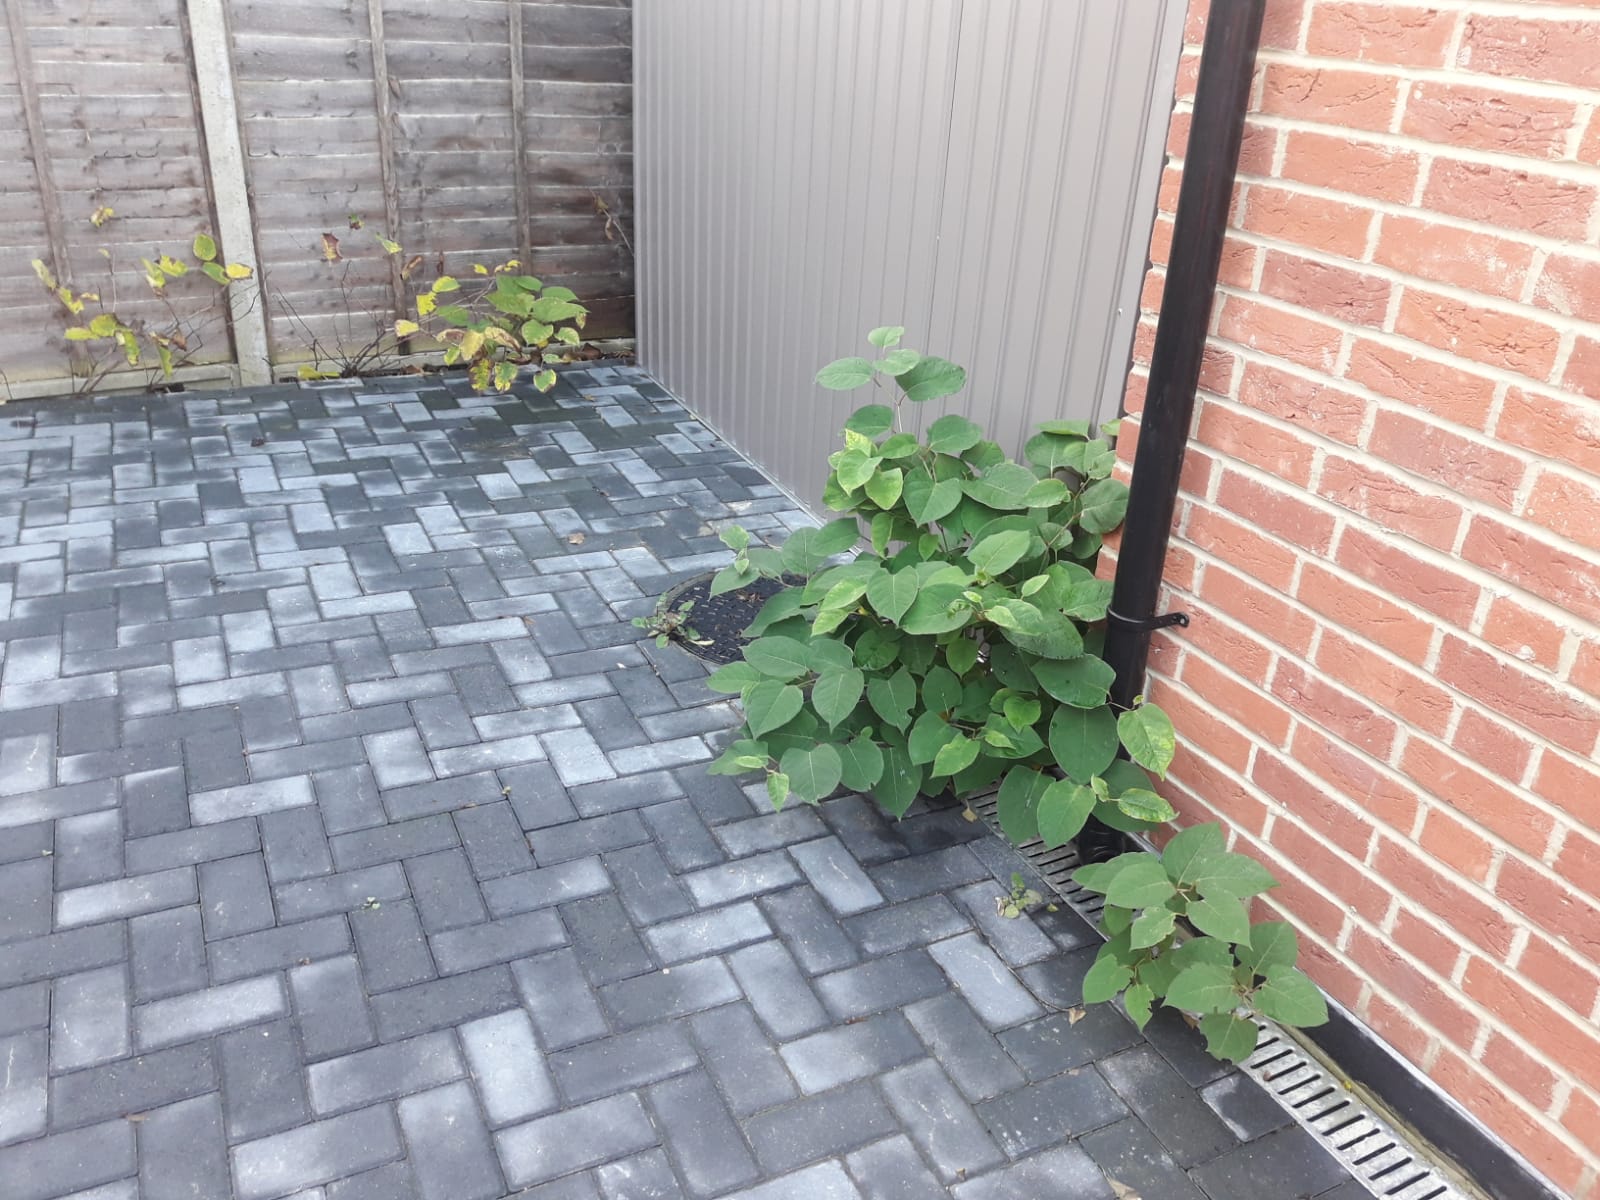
top-left (1106, 608), bottom-right (1190, 633)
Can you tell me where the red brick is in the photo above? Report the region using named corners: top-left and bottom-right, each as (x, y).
top-left (1296, 561), bottom-right (1434, 663)
top-left (1277, 131), bottom-right (1421, 204)
top-left (1496, 856), bottom-right (1600, 963)
top-left (1235, 361), bottom-right (1367, 446)
top-left (1272, 815), bottom-right (1391, 916)
top-left (1217, 235), bottom-right (1259, 291)
top-left (1403, 81), bottom-right (1579, 160)
top-left (1167, 110), bottom-right (1192, 160)
top-left (1334, 525), bottom-right (1479, 626)
top-left (1173, 51), bottom-right (1201, 103)
top-left (1236, 122), bottom-right (1279, 180)
top-left (1533, 253), bottom-right (1600, 325)
top-left (1394, 290), bottom-right (1563, 380)
top-left (1216, 293), bottom-right (1346, 373)
top-left (1362, 993), bottom-right (1434, 1066)
top-left (1369, 408), bottom-right (1527, 511)
top-left (1316, 630), bottom-right (1456, 737)
top-left (1317, 456), bottom-right (1464, 553)
top-left (1347, 928), bottom-right (1480, 1045)
top-left (1375, 839), bottom-right (1517, 955)
top-left (1183, 505), bottom-right (1300, 592)
top-left (1526, 469), bottom-right (1600, 557)
top-left (1496, 386), bottom-right (1600, 477)
top-left (1424, 159), bottom-right (1596, 240)
top-left (1198, 344), bottom-right (1237, 395)
top-left (1241, 185), bottom-right (1375, 261)
top-left (1306, 3), bottom-right (1458, 68)
top-left (1459, 13), bottom-right (1600, 91)
top-left (1165, 748), bottom-right (1270, 837)
top-left (1564, 336), bottom-right (1600, 398)
top-left (1482, 1032), bottom-right (1560, 1110)
top-left (1259, 251), bottom-right (1391, 325)
top-left (1463, 956), bottom-right (1600, 1090)
top-left (1404, 737), bottom-right (1555, 860)
top-left (1533, 748), bottom-right (1600, 837)
top-left (1271, 658), bottom-right (1399, 759)
top-left (1570, 639), bottom-right (1600, 698)
top-left (1449, 705), bottom-right (1538, 786)
top-left (1259, 0), bottom-right (1307, 52)
top-left (1183, 594), bottom-right (1283, 686)
top-left (1148, 676), bottom-right (1255, 774)
top-left (1417, 805), bottom-right (1496, 883)
top-left (1519, 933), bottom-right (1600, 1020)
top-left (1372, 214), bottom-right (1538, 303)
top-left (1461, 514), bottom-right (1600, 625)
top-left (1194, 399), bottom-right (1316, 485)
top-left (1215, 470), bottom-right (1337, 555)
top-left (1555, 829), bottom-right (1600, 907)
top-left (1253, 750), bottom-right (1372, 857)
top-left (1392, 908), bottom-right (1464, 979)
top-left (1344, 338), bottom-right (1498, 430)
top-left (1559, 1089), bottom-right (1600, 1158)
top-left (1291, 721), bottom-right (1421, 832)
top-left (1437, 636), bottom-right (1600, 757)
top-left (1178, 652), bottom-right (1294, 747)
top-left (1259, 63), bottom-right (1403, 133)
top-left (1480, 595), bottom-right (1566, 674)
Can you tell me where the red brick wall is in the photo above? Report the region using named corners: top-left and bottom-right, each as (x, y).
top-left (1115, 2), bottom-right (1600, 1194)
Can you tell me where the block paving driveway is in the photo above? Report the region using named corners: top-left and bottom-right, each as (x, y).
top-left (0, 368), bottom-right (1367, 1199)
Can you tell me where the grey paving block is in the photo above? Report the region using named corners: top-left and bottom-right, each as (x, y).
top-left (788, 837), bottom-right (885, 916)
top-left (49, 964), bottom-right (130, 1071)
top-left (553, 1023), bottom-right (698, 1105)
top-left (495, 1093), bottom-right (658, 1189)
top-left (258, 806), bottom-right (335, 883)
top-left (454, 800), bottom-right (536, 878)
top-left (727, 940), bottom-right (829, 1039)
top-left (949, 1144), bottom-right (1114, 1200)
top-left (0, 1028), bottom-right (47, 1147)
top-left (1097, 1045), bottom-right (1240, 1168)
top-left (124, 818), bottom-right (261, 875)
top-left (601, 957), bottom-right (741, 1029)
top-left (0, 982), bottom-right (48, 1038)
top-left (481, 857), bottom-right (611, 918)
top-left (461, 1008), bottom-right (557, 1125)
top-left (48, 1041), bottom-right (216, 1129)
top-left (902, 993), bottom-right (1024, 1104)
top-left (511, 949), bottom-right (610, 1050)
top-left (1187, 1125), bottom-right (1352, 1199)
top-left (56, 866), bottom-right (196, 929)
top-left (542, 726), bottom-right (617, 787)
top-left (1199, 1071), bottom-right (1293, 1141)
top-left (648, 1069), bottom-right (760, 1196)
top-left (405, 848), bottom-right (487, 932)
top-left (306, 1031), bottom-right (464, 1116)
top-left (232, 1105), bottom-right (404, 1200)
top-left (220, 1020), bottom-right (312, 1141)
top-left (926, 933), bottom-right (1043, 1029)
top-left (683, 850), bottom-right (801, 908)
top-left (743, 1080), bottom-right (899, 1175)
top-left (330, 815), bottom-right (458, 872)
top-left (779, 1012), bottom-right (925, 1095)
top-left (997, 1006), bottom-right (1142, 1081)
top-left (758, 889), bottom-right (859, 976)
top-left (844, 1136), bottom-right (947, 1200)
top-left (291, 955), bottom-right (377, 1059)
top-left (950, 881), bottom-right (1059, 966)
top-left (562, 893), bottom-right (654, 986)
top-left (138, 1093), bottom-right (231, 1200)
top-left (350, 898), bottom-right (435, 992)
top-left (814, 949), bottom-right (948, 1021)
top-left (879, 1059), bottom-right (1005, 1183)
top-left (644, 901), bottom-right (771, 965)
top-left (191, 775), bottom-right (315, 824)
top-left (0, 857), bottom-right (53, 945)
top-left (842, 896), bottom-right (970, 957)
top-left (428, 909), bottom-right (566, 974)
top-left (1079, 1117), bottom-right (1208, 1200)
top-left (53, 810), bottom-right (124, 889)
top-left (199, 853), bottom-right (276, 940)
top-left (532, 810), bottom-right (649, 863)
top-left (976, 1066), bottom-right (1127, 1156)
top-left (0, 1119), bottom-right (135, 1200)
top-left (688, 1003), bottom-right (798, 1118)
top-left (595, 1148), bottom-right (685, 1200)
top-left (639, 799), bottom-right (724, 872)
top-left (1015, 945), bottom-right (1098, 1010)
top-left (209, 914), bottom-right (352, 983)
top-left (369, 964), bottom-right (519, 1042)
top-left (325, 1161), bottom-right (420, 1200)
top-left (399, 1081), bottom-right (506, 1200)
top-left (568, 770), bottom-right (685, 818)
top-left (1139, 1006), bottom-right (1235, 1088)
top-left (605, 842), bottom-right (693, 924)
top-left (135, 973), bottom-right (286, 1050)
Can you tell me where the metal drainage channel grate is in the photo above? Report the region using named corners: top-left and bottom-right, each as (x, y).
top-left (967, 793), bottom-right (1471, 1200)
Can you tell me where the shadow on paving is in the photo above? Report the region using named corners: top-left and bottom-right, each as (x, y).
top-left (0, 367), bottom-right (1365, 1200)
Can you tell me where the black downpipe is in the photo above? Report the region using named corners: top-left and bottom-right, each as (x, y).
top-left (1078, 0), bottom-right (1267, 865)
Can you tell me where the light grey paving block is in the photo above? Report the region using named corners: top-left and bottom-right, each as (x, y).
top-left (542, 727), bottom-right (616, 787)
top-left (727, 941), bottom-right (829, 1040)
top-left (191, 776), bottom-right (315, 824)
top-left (595, 1149), bottom-right (684, 1200)
top-left (724, 1162), bottom-right (862, 1200)
top-left (903, 994), bottom-right (1024, 1103)
top-left (951, 881), bottom-right (1058, 966)
top-left (646, 1070), bottom-right (758, 1196)
top-left (511, 950), bottom-right (610, 1051)
top-left (50, 964), bottom-right (129, 1070)
top-left (0, 1119), bottom-right (135, 1200)
top-left (926, 933), bottom-right (1043, 1029)
top-left (53, 810), bottom-right (124, 889)
top-left (878, 1060), bottom-right (1005, 1183)
top-left (306, 1031), bottom-right (463, 1116)
top-left (480, 857), bottom-right (611, 918)
top-left (643, 901), bottom-right (771, 964)
top-left (56, 867), bottom-right (196, 929)
top-left (138, 1093), bottom-right (230, 1200)
top-left (398, 1081), bottom-right (505, 1200)
top-left (682, 850), bottom-right (801, 908)
top-left (949, 1144), bottom-right (1114, 1200)
top-left (845, 1136), bottom-right (947, 1200)
top-left (689, 1004), bottom-right (798, 1118)
top-left (460, 1008), bottom-right (557, 1126)
top-left (231, 1105), bottom-right (404, 1200)
top-left (600, 958), bottom-right (742, 1030)
top-left (0, 1028), bottom-right (47, 1147)
top-left (778, 1012), bottom-right (924, 1095)
top-left (135, 974), bottom-right (286, 1050)
top-left (363, 729), bottom-right (434, 790)
top-left (495, 1094), bottom-right (657, 1188)
top-left (290, 956), bottom-right (376, 1059)
top-left (788, 837), bottom-right (885, 916)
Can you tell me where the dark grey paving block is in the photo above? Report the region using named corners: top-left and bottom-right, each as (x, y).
top-left (501, 762), bottom-right (580, 832)
top-left (554, 1023), bottom-right (698, 1105)
top-left (232, 1104), bottom-right (404, 1200)
top-left (0, 983), bottom-right (49, 1038)
top-left (1141, 1006), bottom-right (1234, 1088)
top-left (350, 898), bottom-right (436, 992)
top-left (428, 909), bottom-right (566, 974)
top-left (758, 889), bottom-right (859, 976)
top-left (949, 1143), bottom-right (1114, 1200)
top-left (219, 1020), bottom-right (311, 1141)
top-left (976, 1066), bottom-right (1127, 1156)
top-left (327, 1160), bottom-right (421, 1200)
top-left (996, 1006), bottom-right (1142, 1081)
top-left (208, 914), bottom-right (352, 984)
top-left (454, 800), bottom-right (536, 878)
top-left (53, 810), bottom-right (124, 889)
top-left (198, 853), bottom-right (276, 940)
top-left (399, 1081), bottom-right (507, 1200)
top-left (49, 963), bottom-right (129, 1071)
top-left (727, 940), bottom-right (829, 1039)
top-left (742, 1080), bottom-right (899, 1175)
top-left (137, 1093), bottom-right (230, 1200)
top-left (1200, 1071), bottom-right (1293, 1141)
top-left (813, 949), bottom-right (948, 1021)
top-left (1097, 1045), bottom-right (1240, 1168)
top-left (606, 842), bottom-right (693, 924)
top-left (495, 1093), bottom-right (658, 1189)
top-left (842, 896), bottom-right (970, 957)
top-left (601, 957), bottom-right (741, 1029)
top-left (569, 770), bottom-right (684, 817)
top-left (512, 949), bottom-right (611, 1050)
top-left (1188, 1125), bottom-right (1353, 1200)
top-left (819, 796), bottom-right (908, 867)
top-left (688, 1004), bottom-right (798, 1118)
top-left (273, 863), bottom-right (410, 924)
top-left (648, 1069), bottom-right (760, 1196)
top-left (366, 956), bottom-right (518, 1039)
top-left (330, 814), bottom-right (458, 872)
top-left (123, 819), bottom-right (260, 876)
top-left (562, 893), bottom-right (655, 986)
top-left (258, 805), bottom-right (335, 883)
top-left (845, 1136), bottom-right (947, 1200)
top-left (712, 809), bottom-right (827, 858)
top-left (0, 1118), bottom-right (135, 1200)
top-left (1079, 1117), bottom-right (1208, 1200)
top-left (950, 881), bottom-right (1059, 967)
top-left (868, 845), bottom-right (989, 902)
top-left (532, 810), bottom-right (650, 864)
top-left (1015, 945), bottom-right (1098, 1010)
top-left (879, 1059), bottom-right (1005, 1183)
top-left (306, 1031), bottom-right (464, 1115)
top-left (405, 847), bottom-right (487, 932)
top-left (290, 954), bottom-right (377, 1059)
top-left (903, 994), bottom-right (1025, 1104)
top-left (461, 1008), bottom-right (558, 1126)
top-left (481, 857), bottom-right (611, 917)
top-left (49, 1041), bottom-right (216, 1129)
top-left (639, 799), bottom-right (724, 872)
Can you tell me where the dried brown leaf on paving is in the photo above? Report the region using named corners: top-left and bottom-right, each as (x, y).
top-left (568, 532), bottom-right (587, 545)
top-left (1109, 1178), bottom-right (1142, 1199)
top-left (1067, 1006), bottom-right (1086, 1025)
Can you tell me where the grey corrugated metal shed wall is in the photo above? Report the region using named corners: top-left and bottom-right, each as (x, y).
top-left (634, 0), bottom-right (1186, 509)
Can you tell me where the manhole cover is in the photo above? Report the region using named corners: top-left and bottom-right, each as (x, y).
top-left (656, 572), bottom-right (790, 665)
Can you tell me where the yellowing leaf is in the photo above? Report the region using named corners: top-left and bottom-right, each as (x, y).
top-left (400, 255), bottom-right (424, 280)
top-left (473, 263), bottom-right (490, 275)
top-left (88, 314), bottom-right (117, 337)
top-left (458, 330), bottom-right (485, 359)
top-left (157, 255), bottom-right (188, 277)
top-left (320, 233), bottom-right (342, 262)
top-left (225, 262), bottom-right (254, 280)
top-left (416, 292), bottom-right (437, 317)
top-left (33, 259), bottom-right (57, 289)
top-left (394, 319), bottom-right (421, 338)
top-left (431, 276), bottom-right (460, 294)
top-left (193, 233), bottom-right (218, 262)
top-left (376, 236), bottom-right (401, 255)
top-left (64, 327), bottom-right (96, 342)
top-left (90, 206), bottom-right (114, 228)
